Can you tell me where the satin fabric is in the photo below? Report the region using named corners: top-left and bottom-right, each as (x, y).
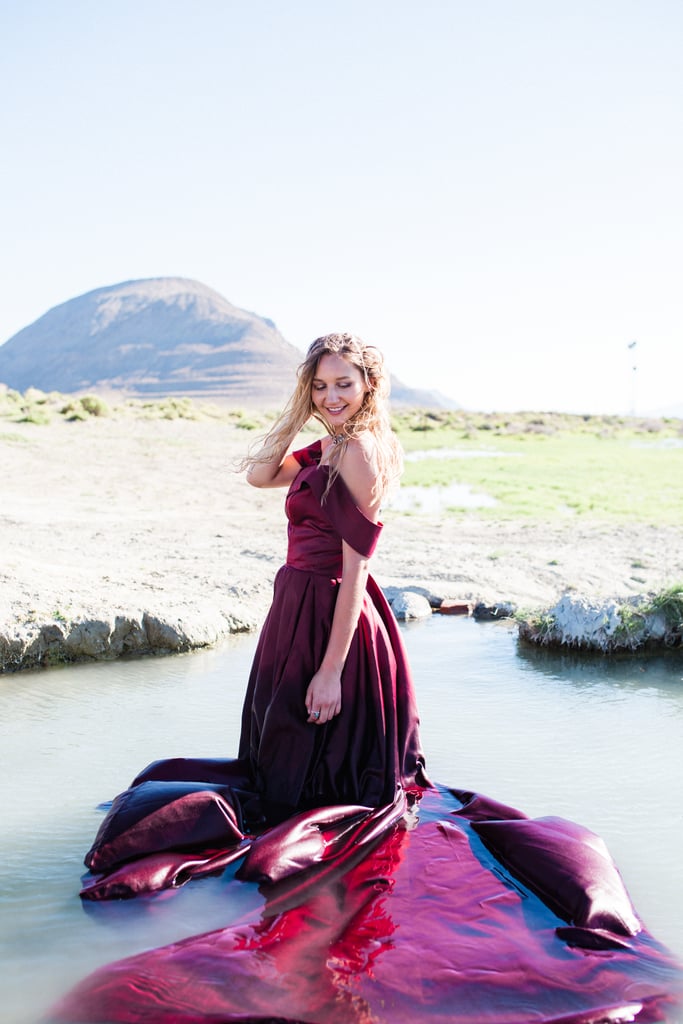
top-left (54, 787), bottom-right (682, 1023)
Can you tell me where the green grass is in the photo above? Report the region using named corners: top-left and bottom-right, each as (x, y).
top-left (393, 415), bottom-right (683, 524)
top-left (645, 584), bottom-right (683, 626)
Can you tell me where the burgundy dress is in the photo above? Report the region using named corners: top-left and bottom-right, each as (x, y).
top-left (238, 440), bottom-right (427, 819)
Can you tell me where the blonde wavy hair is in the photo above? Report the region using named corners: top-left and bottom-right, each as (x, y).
top-left (244, 333), bottom-right (403, 501)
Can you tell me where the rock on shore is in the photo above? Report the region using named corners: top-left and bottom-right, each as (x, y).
top-left (518, 591), bottom-right (683, 653)
top-left (0, 603), bottom-right (260, 673)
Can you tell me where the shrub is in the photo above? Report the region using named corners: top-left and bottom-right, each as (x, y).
top-left (80, 394), bottom-right (110, 417)
top-left (60, 399), bottom-right (89, 421)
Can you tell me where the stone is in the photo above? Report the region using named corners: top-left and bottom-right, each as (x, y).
top-left (110, 616), bottom-right (149, 656)
top-left (437, 600), bottom-right (472, 616)
top-left (64, 620), bottom-right (112, 659)
top-left (391, 591), bottom-right (433, 621)
top-left (515, 593), bottom-right (683, 652)
top-left (142, 614), bottom-right (188, 653)
top-left (546, 594), bottom-right (621, 647)
top-left (472, 601), bottom-right (517, 621)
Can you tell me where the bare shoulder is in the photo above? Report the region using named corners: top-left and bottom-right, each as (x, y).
top-left (338, 435), bottom-right (381, 519)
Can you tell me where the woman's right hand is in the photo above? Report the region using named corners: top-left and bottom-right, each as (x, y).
top-left (305, 667), bottom-right (342, 725)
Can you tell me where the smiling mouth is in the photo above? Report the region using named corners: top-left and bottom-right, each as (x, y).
top-left (325, 406), bottom-right (346, 415)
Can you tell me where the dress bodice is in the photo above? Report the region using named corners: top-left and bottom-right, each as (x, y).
top-left (285, 441), bottom-right (382, 576)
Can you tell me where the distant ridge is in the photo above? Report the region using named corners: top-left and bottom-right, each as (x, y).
top-left (0, 278), bottom-right (302, 406)
top-left (0, 277), bottom-right (458, 409)
top-left (390, 381), bottom-right (458, 409)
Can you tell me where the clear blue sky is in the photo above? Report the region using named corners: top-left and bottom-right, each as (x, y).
top-left (1, 0), bottom-right (681, 414)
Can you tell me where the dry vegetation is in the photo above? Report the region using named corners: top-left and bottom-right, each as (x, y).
top-left (3, 383), bottom-right (681, 438)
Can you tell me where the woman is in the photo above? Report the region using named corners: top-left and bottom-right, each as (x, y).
top-left (80, 333), bottom-right (427, 885)
top-left (238, 333), bottom-right (427, 822)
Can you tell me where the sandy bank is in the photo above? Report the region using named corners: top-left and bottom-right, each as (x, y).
top-left (2, 416), bottom-right (682, 671)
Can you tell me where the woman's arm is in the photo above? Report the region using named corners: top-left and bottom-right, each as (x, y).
top-left (305, 436), bottom-right (381, 724)
top-left (246, 448), bottom-right (302, 489)
top-left (305, 540), bottom-right (369, 724)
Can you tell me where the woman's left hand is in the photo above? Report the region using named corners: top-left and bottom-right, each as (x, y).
top-left (305, 668), bottom-right (342, 725)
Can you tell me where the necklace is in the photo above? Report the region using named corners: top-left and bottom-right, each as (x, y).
top-left (331, 433), bottom-right (346, 445)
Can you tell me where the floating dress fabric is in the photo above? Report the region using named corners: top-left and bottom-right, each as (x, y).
top-left (55, 788), bottom-right (683, 1023)
top-left (238, 440), bottom-right (427, 819)
top-left (51, 442), bottom-right (683, 1022)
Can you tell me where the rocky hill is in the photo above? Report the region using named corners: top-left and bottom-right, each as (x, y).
top-left (0, 278), bottom-right (303, 406)
top-left (0, 278), bottom-right (457, 408)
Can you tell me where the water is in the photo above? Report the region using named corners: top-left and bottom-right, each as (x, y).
top-left (387, 481), bottom-right (498, 512)
top-left (1, 617), bottom-right (682, 1023)
top-left (389, 446), bottom-right (521, 511)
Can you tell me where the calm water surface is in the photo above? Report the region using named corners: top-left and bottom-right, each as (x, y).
top-left (1, 616), bottom-right (682, 1023)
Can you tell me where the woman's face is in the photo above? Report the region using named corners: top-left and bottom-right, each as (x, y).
top-left (311, 353), bottom-right (368, 430)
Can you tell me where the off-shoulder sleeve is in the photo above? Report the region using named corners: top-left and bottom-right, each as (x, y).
top-left (306, 467), bottom-right (383, 559)
top-left (291, 440), bottom-right (322, 468)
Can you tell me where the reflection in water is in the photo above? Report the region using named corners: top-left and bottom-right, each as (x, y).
top-left (516, 638), bottom-right (683, 701)
top-left (1, 617), bottom-right (682, 1023)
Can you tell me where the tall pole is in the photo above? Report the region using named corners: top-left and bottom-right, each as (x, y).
top-left (627, 340), bottom-right (637, 416)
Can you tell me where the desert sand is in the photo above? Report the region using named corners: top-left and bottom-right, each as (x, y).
top-left (2, 415), bottom-right (682, 671)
